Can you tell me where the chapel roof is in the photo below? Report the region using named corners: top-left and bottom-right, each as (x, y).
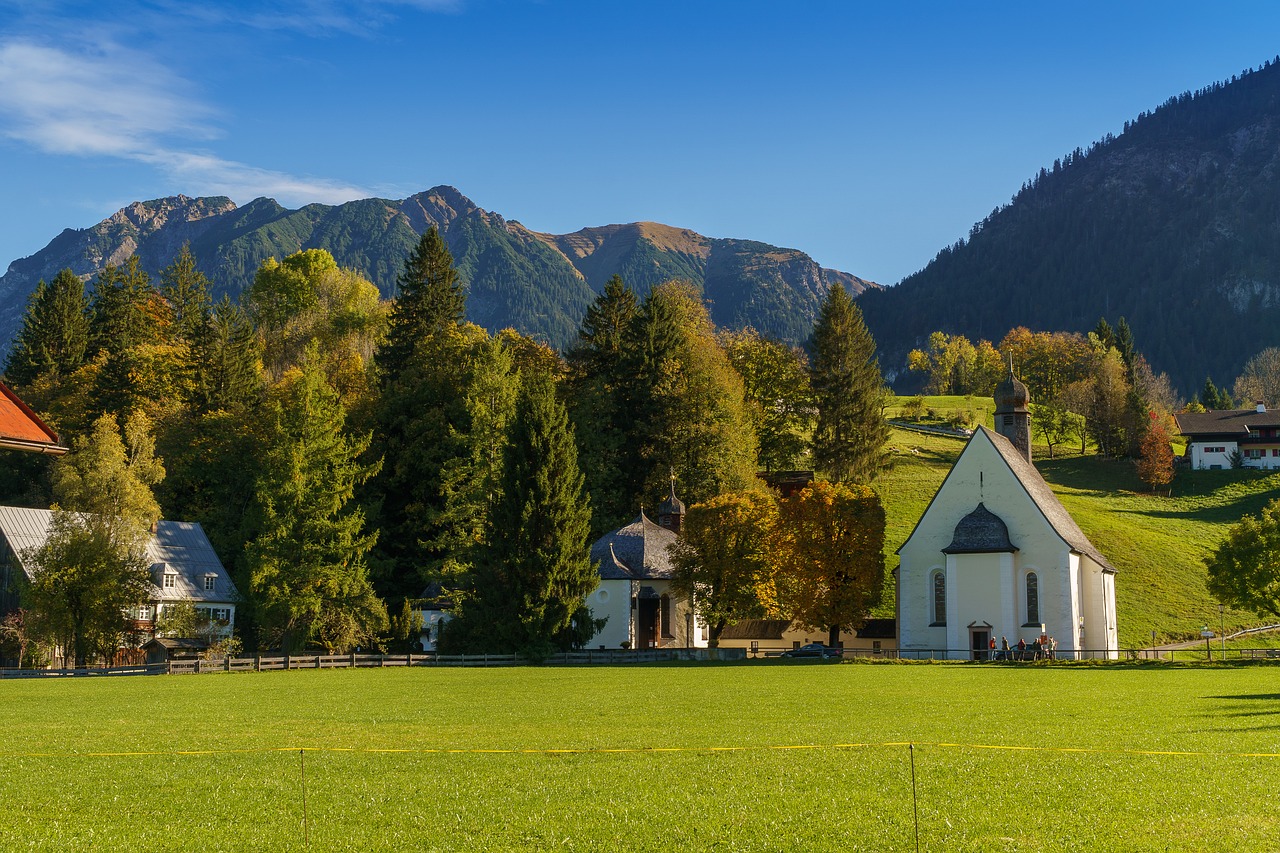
top-left (589, 510), bottom-right (677, 580)
top-left (897, 427), bottom-right (1114, 572)
top-left (658, 479), bottom-right (686, 517)
top-left (943, 502), bottom-right (1017, 554)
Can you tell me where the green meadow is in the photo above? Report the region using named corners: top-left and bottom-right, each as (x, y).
top-left (1, 664), bottom-right (1277, 852)
top-left (879, 403), bottom-right (1280, 646)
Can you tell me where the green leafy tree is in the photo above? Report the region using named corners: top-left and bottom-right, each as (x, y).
top-left (245, 353), bottom-right (386, 652)
top-left (445, 373), bottom-right (595, 658)
top-left (809, 285), bottom-right (890, 483)
top-left (1206, 498), bottom-right (1280, 619)
top-left (722, 329), bottom-right (814, 472)
top-left (378, 226), bottom-right (465, 385)
top-left (1031, 400), bottom-right (1084, 459)
top-left (670, 491), bottom-right (777, 646)
top-left (25, 412), bottom-right (163, 667)
top-left (770, 481), bottom-right (886, 647)
top-left (4, 269), bottom-right (91, 388)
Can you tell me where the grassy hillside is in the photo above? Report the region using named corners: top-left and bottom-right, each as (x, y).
top-left (2, 666), bottom-right (1275, 852)
top-left (876, 399), bottom-right (1280, 647)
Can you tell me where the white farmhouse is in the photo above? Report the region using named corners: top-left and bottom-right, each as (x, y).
top-left (1173, 403), bottom-right (1280, 469)
top-left (896, 370), bottom-right (1118, 659)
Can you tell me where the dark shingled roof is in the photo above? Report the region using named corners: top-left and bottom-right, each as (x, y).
top-left (855, 618), bottom-right (897, 639)
top-left (982, 427), bottom-right (1114, 572)
top-left (1173, 407), bottom-right (1280, 437)
top-left (658, 480), bottom-right (686, 517)
top-left (717, 619), bottom-right (792, 640)
top-left (590, 510), bottom-right (677, 580)
top-left (943, 502), bottom-right (1017, 554)
top-left (994, 367), bottom-right (1030, 412)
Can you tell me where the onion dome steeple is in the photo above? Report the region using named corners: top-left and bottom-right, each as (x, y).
top-left (657, 468), bottom-right (686, 534)
top-left (994, 358), bottom-right (1032, 463)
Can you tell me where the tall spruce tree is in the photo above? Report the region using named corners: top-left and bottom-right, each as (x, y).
top-left (160, 244), bottom-right (212, 345)
top-left (566, 276), bottom-right (640, 534)
top-left (809, 285), bottom-right (890, 483)
top-left (444, 372), bottom-right (594, 657)
top-left (4, 268), bottom-right (91, 388)
top-left (378, 226), bottom-right (465, 384)
top-left (245, 352), bottom-right (386, 652)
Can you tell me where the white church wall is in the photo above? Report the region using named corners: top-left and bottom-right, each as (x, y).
top-left (587, 580), bottom-right (632, 649)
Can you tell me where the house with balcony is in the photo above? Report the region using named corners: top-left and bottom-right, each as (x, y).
top-left (1173, 403), bottom-right (1280, 469)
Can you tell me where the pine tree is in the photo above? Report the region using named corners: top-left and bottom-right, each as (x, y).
top-left (1113, 316), bottom-right (1136, 376)
top-left (378, 226), bottom-right (465, 384)
top-left (447, 372), bottom-right (595, 657)
top-left (245, 351), bottom-right (386, 652)
top-left (90, 257), bottom-right (162, 357)
top-left (1201, 377), bottom-right (1223, 410)
top-left (160, 244), bottom-right (212, 345)
top-left (4, 268), bottom-right (91, 387)
top-left (809, 285), bottom-right (890, 483)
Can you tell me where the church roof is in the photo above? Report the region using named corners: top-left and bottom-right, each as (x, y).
top-left (589, 510), bottom-right (677, 580)
top-left (897, 427), bottom-right (1114, 572)
top-left (994, 366), bottom-right (1030, 413)
top-left (943, 502), bottom-right (1017, 554)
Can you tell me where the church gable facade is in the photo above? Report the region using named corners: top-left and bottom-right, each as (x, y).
top-left (897, 426), bottom-right (1118, 660)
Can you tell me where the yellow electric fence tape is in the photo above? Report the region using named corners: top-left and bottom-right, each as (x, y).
top-left (2, 741), bottom-right (1278, 760)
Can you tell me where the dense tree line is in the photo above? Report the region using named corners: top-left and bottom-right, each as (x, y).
top-left (0, 238), bottom-right (892, 661)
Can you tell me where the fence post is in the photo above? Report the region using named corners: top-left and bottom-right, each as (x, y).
top-left (224, 657), bottom-right (230, 672)
top-left (195, 659), bottom-right (202, 674)
top-left (350, 652), bottom-right (356, 668)
top-left (285, 653), bottom-right (291, 670)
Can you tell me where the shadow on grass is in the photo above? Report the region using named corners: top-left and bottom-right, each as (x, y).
top-left (1209, 693), bottom-right (1280, 701)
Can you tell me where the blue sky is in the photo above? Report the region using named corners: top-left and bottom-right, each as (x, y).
top-left (1, 1), bottom-right (1278, 287)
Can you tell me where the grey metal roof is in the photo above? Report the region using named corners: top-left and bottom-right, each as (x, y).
top-left (0, 506), bottom-right (240, 602)
top-left (589, 510), bottom-right (677, 580)
top-left (943, 502), bottom-right (1018, 554)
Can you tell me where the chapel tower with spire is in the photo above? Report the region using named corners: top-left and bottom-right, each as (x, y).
top-left (994, 360), bottom-right (1032, 463)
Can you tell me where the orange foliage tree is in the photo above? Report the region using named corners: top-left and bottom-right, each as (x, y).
top-left (1136, 414), bottom-right (1175, 493)
top-left (770, 481), bottom-right (885, 647)
top-left (670, 491), bottom-right (778, 647)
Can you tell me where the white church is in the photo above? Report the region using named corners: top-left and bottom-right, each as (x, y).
top-left (896, 369), bottom-right (1119, 660)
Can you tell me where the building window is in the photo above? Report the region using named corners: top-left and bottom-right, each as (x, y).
top-left (660, 594), bottom-right (673, 638)
top-left (203, 575), bottom-right (216, 591)
top-left (1025, 572), bottom-right (1039, 625)
top-left (930, 571), bottom-right (946, 626)
top-left (163, 573), bottom-right (176, 589)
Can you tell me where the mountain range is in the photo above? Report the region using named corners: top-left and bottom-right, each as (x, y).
top-left (0, 187), bottom-right (877, 352)
top-left (860, 58), bottom-right (1280, 394)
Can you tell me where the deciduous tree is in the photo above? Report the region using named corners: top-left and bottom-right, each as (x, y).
top-left (670, 491), bottom-right (777, 646)
top-left (722, 329), bottom-right (814, 472)
top-left (770, 481), bottom-right (885, 647)
top-left (1206, 498), bottom-right (1280, 619)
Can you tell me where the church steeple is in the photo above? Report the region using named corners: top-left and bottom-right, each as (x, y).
top-left (994, 358), bottom-right (1032, 463)
top-left (657, 468), bottom-right (686, 534)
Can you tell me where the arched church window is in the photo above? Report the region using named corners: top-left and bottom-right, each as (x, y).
top-left (930, 571), bottom-right (946, 626)
top-left (1025, 572), bottom-right (1039, 625)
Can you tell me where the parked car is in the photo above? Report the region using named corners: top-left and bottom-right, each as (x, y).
top-left (780, 643), bottom-right (842, 660)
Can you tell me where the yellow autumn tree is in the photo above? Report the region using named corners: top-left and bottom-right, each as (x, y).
top-left (770, 481), bottom-right (885, 647)
top-left (670, 490), bottom-right (777, 647)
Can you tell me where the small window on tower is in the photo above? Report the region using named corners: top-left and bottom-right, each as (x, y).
top-left (1003, 415), bottom-right (1014, 427)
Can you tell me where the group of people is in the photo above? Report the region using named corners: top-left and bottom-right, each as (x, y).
top-left (988, 633), bottom-right (1057, 661)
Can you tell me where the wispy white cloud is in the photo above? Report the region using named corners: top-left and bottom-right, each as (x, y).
top-left (147, 0), bottom-right (462, 38)
top-left (0, 38), bottom-right (372, 206)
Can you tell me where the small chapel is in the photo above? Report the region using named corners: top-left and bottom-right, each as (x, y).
top-left (586, 481), bottom-right (708, 650)
top-left (896, 368), bottom-right (1119, 659)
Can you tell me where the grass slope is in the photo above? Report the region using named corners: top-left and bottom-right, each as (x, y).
top-left (0, 665), bottom-right (1275, 852)
top-left (877, 400), bottom-right (1280, 646)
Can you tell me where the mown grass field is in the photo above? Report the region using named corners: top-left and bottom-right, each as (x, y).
top-left (879, 399), bottom-right (1280, 646)
top-left (1, 664), bottom-right (1277, 852)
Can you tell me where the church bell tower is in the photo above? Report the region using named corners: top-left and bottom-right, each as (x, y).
top-left (994, 361), bottom-right (1032, 463)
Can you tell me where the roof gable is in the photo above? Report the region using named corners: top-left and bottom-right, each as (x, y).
top-left (1174, 408), bottom-right (1280, 436)
top-left (589, 510), bottom-right (677, 579)
top-left (0, 382), bottom-right (65, 454)
top-left (898, 427), bottom-right (1113, 571)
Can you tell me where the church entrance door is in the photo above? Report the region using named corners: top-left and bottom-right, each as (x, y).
top-left (970, 629), bottom-right (990, 661)
top-left (637, 597), bottom-right (659, 649)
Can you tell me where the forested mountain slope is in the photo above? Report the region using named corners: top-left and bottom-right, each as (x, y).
top-left (0, 187), bottom-right (877, 351)
top-left (860, 59), bottom-right (1280, 393)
